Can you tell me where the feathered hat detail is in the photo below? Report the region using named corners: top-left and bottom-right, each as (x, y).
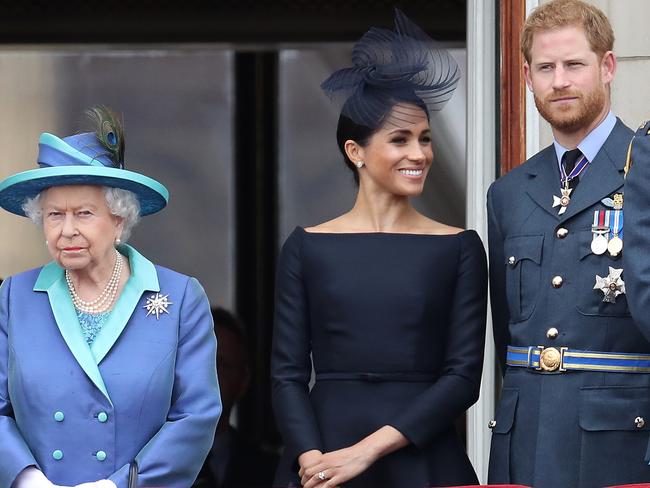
top-left (0, 105), bottom-right (168, 217)
top-left (85, 105), bottom-right (125, 168)
top-left (321, 9), bottom-right (460, 128)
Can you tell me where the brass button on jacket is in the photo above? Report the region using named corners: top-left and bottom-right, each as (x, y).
top-left (546, 327), bottom-right (559, 339)
top-left (552, 276), bottom-right (563, 288)
top-left (556, 228), bottom-right (569, 239)
top-left (488, 420), bottom-right (497, 429)
top-left (636, 417), bottom-right (645, 429)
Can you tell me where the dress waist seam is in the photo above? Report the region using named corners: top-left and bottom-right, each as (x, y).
top-left (315, 371), bottom-right (437, 382)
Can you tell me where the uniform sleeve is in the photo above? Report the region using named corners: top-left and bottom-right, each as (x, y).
top-left (0, 277), bottom-right (40, 488)
top-left (271, 230), bottom-right (323, 466)
top-left (487, 183), bottom-right (511, 373)
top-left (390, 231), bottom-right (488, 448)
top-left (623, 123), bottom-right (650, 344)
top-left (109, 277), bottom-right (222, 488)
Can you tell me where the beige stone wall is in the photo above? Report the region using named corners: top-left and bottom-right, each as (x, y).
top-left (0, 53), bottom-right (59, 279)
top-left (607, 0), bottom-right (650, 129)
top-left (537, 0), bottom-right (650, 147)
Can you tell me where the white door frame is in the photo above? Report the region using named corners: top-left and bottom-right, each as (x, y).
top-left (525, 0), bottom-right (541, 158)
top-left (465, 0), bottom-right (497, 483)
top-left (465, 1), bottom-right (541, 482)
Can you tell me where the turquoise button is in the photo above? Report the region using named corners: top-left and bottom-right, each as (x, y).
top-left (96, 450), bottom-right (107, 461)
top-left (54, 411), bottom-right (64, 422)
top-left (97, 412), bottom-right (108, 423)
top-left (52, 450), bottom-right (63, 460)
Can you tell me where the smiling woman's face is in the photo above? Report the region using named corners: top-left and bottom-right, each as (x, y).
top-left (353, 103), bottom-right (433, 197)
top-left (40, 185), bottom-right (124, 272)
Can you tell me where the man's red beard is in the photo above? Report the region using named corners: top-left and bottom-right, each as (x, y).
top-left (534, 85), bottom-right (607, 133)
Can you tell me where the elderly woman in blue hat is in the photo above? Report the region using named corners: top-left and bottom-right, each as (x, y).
top-left (0, 107), bottom-right (221, 488)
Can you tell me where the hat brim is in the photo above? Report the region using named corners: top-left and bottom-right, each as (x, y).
top-left (0, 166), bottom-right (169, 217)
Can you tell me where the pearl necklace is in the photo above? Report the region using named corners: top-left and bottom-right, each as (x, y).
top-left (66, 249), bottom-right (123, 314)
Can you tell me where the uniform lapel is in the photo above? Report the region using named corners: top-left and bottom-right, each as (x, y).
top-left (560, 120), bottom-right (632, 222)
top-left (91, 245), bottom-right (160, 364)
top-left (34, 262), bottom-right (112, 404)
top-left (525, 145), bottom-right (563, 220)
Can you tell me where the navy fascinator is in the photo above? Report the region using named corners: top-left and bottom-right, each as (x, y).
top-left (321, 9), bottom-right (461, 128)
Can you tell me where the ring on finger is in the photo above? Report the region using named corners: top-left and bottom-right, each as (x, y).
top-left (317, 471), bottom-right (326, 481)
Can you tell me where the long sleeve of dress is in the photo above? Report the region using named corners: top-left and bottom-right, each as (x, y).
top-left (0, 277), bottom-right (39, 488)
top-left (390, 231), bottom-right (488, 448)
top-left (271, 230), bottom-right (323, 464)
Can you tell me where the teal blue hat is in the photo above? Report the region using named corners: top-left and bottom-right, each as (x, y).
top-left (0, 107), bottom-right (168, 217)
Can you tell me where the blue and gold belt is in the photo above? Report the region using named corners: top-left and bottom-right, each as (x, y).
top-left (507, 345), bottom-right (650, 373)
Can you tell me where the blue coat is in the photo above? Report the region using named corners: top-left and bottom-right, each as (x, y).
top-left (487, 119), bottom-right (650, 487)
top-left (0, 245), bottom-right (221, 488)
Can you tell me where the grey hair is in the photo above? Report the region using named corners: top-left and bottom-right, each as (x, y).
top-left (22, 194), bottom-right (44, 224)
top-left (104, 188), bottom-right (140, 242)
top-left (22, 186), bottom-right (141, 242)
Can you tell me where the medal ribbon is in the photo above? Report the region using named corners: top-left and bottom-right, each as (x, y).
top-left (560, 154), bottom-right (589, 186)
top-left (611, 210), bottom-right (623, 239)
top-left (591, 210), bottom-right (608, 254)
top-left (593, 210), bottom-right (607, 230)
top-left (620, 211), bottom-right (624, 239)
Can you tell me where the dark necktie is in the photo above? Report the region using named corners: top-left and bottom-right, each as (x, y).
top-left (562, 148), bottom-right (583, 190)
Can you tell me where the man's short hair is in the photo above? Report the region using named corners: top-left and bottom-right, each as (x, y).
top-left (521, 0), bottom-right (614, 64)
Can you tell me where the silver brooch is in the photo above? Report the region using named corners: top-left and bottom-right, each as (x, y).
top-left (594, 267), bottom-right (626, 303)
top-left (143, 293), bottom-right (173, 319)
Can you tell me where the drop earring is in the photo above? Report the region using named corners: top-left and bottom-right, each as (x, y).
top-left (115, 237), bottom-right (122, 246)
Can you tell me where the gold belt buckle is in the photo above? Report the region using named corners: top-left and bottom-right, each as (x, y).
top-left (537, 346), bottom-right (568, 372)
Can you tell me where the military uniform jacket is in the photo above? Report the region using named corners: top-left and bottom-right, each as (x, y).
top-left (0, 245), bottom-right (222, 488)
top-left (487, 119), bottom-right (650, 488)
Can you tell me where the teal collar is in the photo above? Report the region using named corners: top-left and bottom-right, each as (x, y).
top-left (33, 245), bottom-right (160, 404)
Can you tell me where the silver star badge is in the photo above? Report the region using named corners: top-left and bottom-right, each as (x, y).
top-left (552, 187), bottom-right (573, 215)
top-left (594, 267), bottom-right (626, 303)
top-left (143, 293), bottom-right (173, 319)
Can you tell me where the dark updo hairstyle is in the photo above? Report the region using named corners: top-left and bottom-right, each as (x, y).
top-left (335, 92), bottom-right (430, 185)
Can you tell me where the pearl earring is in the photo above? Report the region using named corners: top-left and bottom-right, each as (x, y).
top-left (115, 238), bottom-right (122, 246)
top-left (355, 161), bottom-right (365, 169)
top-left (45, 240), bottom-right (48, 246)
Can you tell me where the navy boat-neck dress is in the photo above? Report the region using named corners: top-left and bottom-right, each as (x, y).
top-left (271, 227), bottom-right (487, 488)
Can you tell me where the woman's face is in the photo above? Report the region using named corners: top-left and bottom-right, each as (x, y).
top-left (41, 185), bottom-right (123, 272)
top-left (355, 103), bottom-right (433, 197)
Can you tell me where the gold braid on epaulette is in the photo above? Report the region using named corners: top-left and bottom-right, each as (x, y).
top-left (624, 121), bottom-right (650, 178)
top-left (624, 136), bottom-right (634, 178)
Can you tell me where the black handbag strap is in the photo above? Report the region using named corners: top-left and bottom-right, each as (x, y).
top-left (128, 461), bottom-right (138, 488)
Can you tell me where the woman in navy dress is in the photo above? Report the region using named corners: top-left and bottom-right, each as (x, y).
top-left (271, 10), bottom-right (487, 488)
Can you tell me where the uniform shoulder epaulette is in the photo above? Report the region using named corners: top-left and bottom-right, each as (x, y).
top-left (640, 120), bottom-right (650, 135)
top-left (624, 120), bottom-right (650, 176)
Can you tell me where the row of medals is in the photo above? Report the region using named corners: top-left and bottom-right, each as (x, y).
top-left (592, 194), bottom-right (625, 303)
top-left (553, 182), bottom-right (625, 303)
top-left (556, 185), bottom-right (624, 256)
top-left (591, 194), bottom-right (624, 257)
